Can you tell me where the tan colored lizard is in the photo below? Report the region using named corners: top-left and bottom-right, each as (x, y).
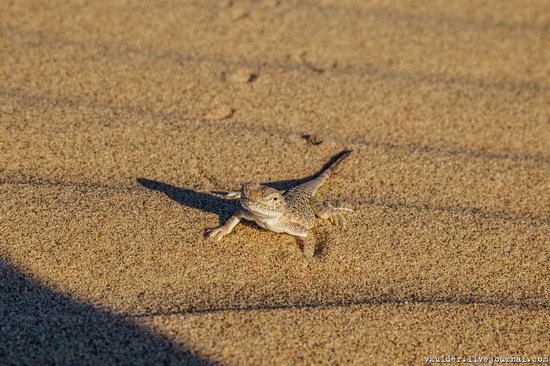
top-left (205, 150), bottom-right (353, 257)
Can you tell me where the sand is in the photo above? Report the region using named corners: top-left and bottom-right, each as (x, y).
top-left (1, 0), bottom-right (549, 365)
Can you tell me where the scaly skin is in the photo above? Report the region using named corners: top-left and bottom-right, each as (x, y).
top-left (206, 150), bottom-right (353, 257)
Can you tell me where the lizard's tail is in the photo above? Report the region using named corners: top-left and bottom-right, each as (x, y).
top-left (302, 149), bottom-right (353, 195)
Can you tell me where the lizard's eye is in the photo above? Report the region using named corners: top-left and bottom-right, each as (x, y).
top-left (272, 197), bottom-right (278, 201)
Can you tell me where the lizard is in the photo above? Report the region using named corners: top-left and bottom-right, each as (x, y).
top-left (205, 150), bottom-right (353, 257)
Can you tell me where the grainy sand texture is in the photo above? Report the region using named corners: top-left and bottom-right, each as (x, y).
top-left (1, 0), bottom-right (549, 365)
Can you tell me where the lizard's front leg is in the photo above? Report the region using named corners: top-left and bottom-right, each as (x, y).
top-left (206, 210), bottom-right (248, 240)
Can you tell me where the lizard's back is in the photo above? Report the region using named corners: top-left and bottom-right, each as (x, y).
top-left (282, 187), bottom-right (317, 229)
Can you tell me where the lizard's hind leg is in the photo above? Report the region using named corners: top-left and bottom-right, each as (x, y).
top-left (312, 199), bottom-right (353, 228)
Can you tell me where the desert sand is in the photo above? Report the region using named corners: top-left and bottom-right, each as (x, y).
top-left (1, 0), bottom-right (549, 365)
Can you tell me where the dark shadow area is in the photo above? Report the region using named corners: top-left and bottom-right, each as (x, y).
top-left (0, 258), bottom-right (214, 365)
top-left (137, 150), bottom-right (351, 225)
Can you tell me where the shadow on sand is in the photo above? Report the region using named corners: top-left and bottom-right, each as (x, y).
top-left (137, 178), bottom-right (239, 226)
top-left (0, 257), bottom-right (213, 365)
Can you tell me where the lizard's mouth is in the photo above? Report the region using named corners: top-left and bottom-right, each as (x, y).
top-left (240, 198), bottom-right (278, 216)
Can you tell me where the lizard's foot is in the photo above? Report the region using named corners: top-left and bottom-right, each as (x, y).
top-left (314, 201), bottom-right (353, 229)
top-left (205, 225), bottom-right (232, 240)
top-left (329, 205), bottom-right (353, 228)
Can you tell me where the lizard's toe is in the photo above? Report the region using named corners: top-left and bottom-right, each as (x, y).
top-left (329, 213), bottom-right (346, 229)
top-left (205, 227), bottom-right (227, 240)
top-left (335, 206), bottom-right (354, 212)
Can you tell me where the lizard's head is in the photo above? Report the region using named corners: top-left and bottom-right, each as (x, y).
top-left (239, 182), bottom-right (285, 216)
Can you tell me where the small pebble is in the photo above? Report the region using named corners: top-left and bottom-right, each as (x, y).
top-left (229, 68), bottom-right (258, 83)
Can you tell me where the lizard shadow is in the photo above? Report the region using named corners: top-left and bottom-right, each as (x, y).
top-left (137, 178), bottom-right (238, 226)
top-left (136, 150), bottom-right (351, 229)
